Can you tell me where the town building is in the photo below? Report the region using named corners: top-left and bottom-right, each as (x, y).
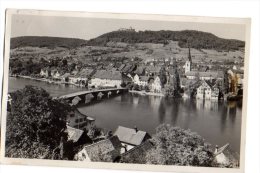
top-left (113, 126), bottom-right (151, 153)
top-left (71, 68), bottom-right (96, 86)
top-left (133, 74), bottom-right (149, 87)
top-left (74, 136), bottom-right (122, 162)
top-left (66, 125), bottom-right (93, 149)
top-left (40, 68), bottom-right (50, 78)
top-left (67, 109), bottom-right (95, 130)
top-left (145, 65), bottom-right (161, 76)
top-left (61, 73), bottom-right (71, 82)
top-left (120, 140), bottom-right (154, 164)
top-left (150, 76), bottom-right (162, 93)
top-left (185, 71), bottom-right (224, 81)
top-left (227, 69), bottom-right (244, 94)
top-left (196, 80), bottom-right (220, 100)
top-left (184, 47), bottom-right (192, 73)
top-left (90, 70), bottom-right (122, 88)
top-left (51, 69), bottom-right (61, 79)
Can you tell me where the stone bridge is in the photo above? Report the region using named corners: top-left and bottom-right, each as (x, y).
top-left (57, 88), bottom-right (128, 105)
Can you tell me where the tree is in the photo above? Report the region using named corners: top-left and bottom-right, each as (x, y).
top-left (87, 124), bottom-right (102, 140)
top-left (159, 66), bottom-right (167, 88)
top-left (6, 85), bottom-right (72, 159)
top-left (146, 124), bottom-right (214, 166)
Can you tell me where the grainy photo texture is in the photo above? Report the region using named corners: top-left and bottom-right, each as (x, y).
top-left (1, 9), bottom-right (250, 173)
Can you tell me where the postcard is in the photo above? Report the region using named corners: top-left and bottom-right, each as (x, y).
top-left (1, 9), bottom-right (251, 173)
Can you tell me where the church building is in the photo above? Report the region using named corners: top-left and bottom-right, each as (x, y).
top-left (184, 47), bottom-right (192, 73)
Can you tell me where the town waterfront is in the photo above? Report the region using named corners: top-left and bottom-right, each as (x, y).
top-left (8, 77), bottom-right (86, 97)
top-left (8, 77), bottom-right (242, 154)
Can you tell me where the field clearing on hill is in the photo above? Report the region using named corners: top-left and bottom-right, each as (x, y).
top-left (10, 41), bottom-right (244, 65)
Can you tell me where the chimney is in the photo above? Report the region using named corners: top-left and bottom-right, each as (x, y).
top-left (214, 145), bottom-right (219, 154)
top-left (123, 145), bottom-right (127, 152)
top-left (108, 130), bottom-right (113, 137)
top-left (134, 126), bottom-right (138, 133)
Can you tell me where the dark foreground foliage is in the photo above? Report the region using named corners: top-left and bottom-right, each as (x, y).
top-left (146, 124), bottom-right (214, 166)
top-left (6, 85), bottom-right (72, 159)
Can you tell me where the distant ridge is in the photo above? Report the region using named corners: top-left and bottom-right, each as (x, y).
top-left (11, 30), bottom-right (245, 51)
top-left (10, 36), bottom-right (87, 49)
top-left (87, 30), bottom-right (245, 51)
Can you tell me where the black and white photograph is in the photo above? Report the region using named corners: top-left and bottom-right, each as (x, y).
top-left (0, 9), bottom-right (251, 173)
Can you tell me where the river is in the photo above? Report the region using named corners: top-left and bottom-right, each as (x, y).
top-left (8, 77), bottom-right (242, 154)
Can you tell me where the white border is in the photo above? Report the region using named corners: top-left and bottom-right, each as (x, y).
top-left (1, 9), bottom-right (251, 173)
top-left (0, 1), bottom-right (259, 173)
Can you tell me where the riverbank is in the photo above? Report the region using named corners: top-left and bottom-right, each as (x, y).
top-left (129, 90), bottom-right (165, 97)
top-left (10, 75), bottom-right (86, 88)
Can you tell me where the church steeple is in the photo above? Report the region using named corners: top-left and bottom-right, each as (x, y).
top-left (188, 47), bottom-right (192, 62)
top-left (184, 46), bottom-right (192, 74)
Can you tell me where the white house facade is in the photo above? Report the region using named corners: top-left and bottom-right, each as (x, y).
top-left (90, 70), bottom-right (122, 88)
top-left (151, 76), bottom-right (162, 93)
top-left (196, 80), bottom-right (219, 100)
top-left (133, 74), bottom-right (148, 87)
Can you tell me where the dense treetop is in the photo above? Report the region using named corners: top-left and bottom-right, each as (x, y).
top-left (146, 124), bottom-right (214, 166)
top-left (87, 30), bottom-right (245, 51)
top-left (10, 36), bottom-right (87, 49)
top-left (6, 85), bottom-right (72, 159)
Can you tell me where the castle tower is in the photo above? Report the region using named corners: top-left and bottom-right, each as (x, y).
top-left (184, 47), bottom-right (192, 73)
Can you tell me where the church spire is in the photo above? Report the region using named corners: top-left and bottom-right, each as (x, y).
top-left (188, 46), bottom-right (192, 62)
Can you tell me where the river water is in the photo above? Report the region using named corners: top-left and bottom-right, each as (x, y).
top-left (8, 77), bottom-right (242, 154)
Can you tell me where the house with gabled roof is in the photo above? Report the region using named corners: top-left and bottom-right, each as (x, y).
top-left (67, 108), bottom-right (95, 130)
top-left (120, 140), bottom-right (154, 164)
top-left (133, 74), bottom-right (149, 87)
top-left (118, 64), bottom-right (126, 71)
top-left (134, 65), bottom-right (146, 76)
top-left (196, 80), bottom-right (219, 100)
top-left (90, 70), bottom-right (122, 88)
top-left (40, 68), bottom-right (50, 78)
top-left (145, 65), bottom-right (161, 76)
top-left (113, 126), bottom-right (151, 153)
top-left (74, 136), bottom-right (122, 162)
top-left (67, 126), bottom-right (84, 143)
top-left (150, 76), bottom-right (162, 93)
top-left (186, 71), bottom-right (224, 81)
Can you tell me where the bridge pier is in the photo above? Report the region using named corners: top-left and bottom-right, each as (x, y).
top-left (97, 92), bottom-right (104, 100)
top-left (107, 91), bottom-right (112, 98)
top-left (59, 88), bottom-right (128, 105)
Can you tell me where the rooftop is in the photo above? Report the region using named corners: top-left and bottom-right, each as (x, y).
top-left (66, 125), bottom-right (84, 143)
top-left (83, 136), bottom-right (122, 162)
top-left (139, 76), bottom-right (149, 82)
top-left (186, 71), bottom-right (224, 78)
top-left (120, 140), bottom-right (154, 164)
top-left (76, 68), bottom-right (95, 78)
top-left (93, 70), bottom-right (122, 80)
top-left (113, 126), bottom-right (150, 146)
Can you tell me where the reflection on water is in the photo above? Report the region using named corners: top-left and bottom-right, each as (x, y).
top-left (8, 77), bottom-right (86, 97)
top-left (79, 93), bottom-right (242, 154)
top-left (8, 77), bottom-right (242, 154)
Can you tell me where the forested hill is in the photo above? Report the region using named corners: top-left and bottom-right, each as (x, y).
top-left (87, 30), bottom-right (245, 51)
top-left (10, 36), bottom-right (87, 49)
top-left (11, 30), bottom-right (245, 51)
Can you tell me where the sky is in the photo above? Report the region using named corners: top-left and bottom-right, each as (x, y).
top-left (11, 14), bottom-right (246, 41)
